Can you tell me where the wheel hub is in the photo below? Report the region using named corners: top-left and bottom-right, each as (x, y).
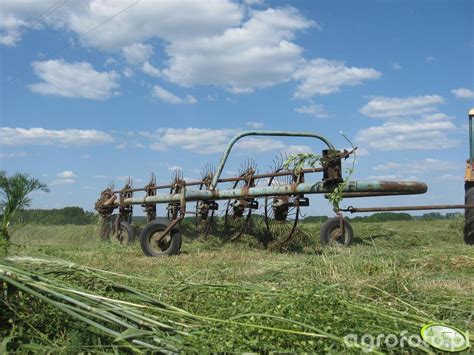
top-left (272, 196), bottom-right (289, 222)
top-left (330, 228), bottom-right (344, 243)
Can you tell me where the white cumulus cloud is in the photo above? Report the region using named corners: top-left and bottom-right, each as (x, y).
top-left (285, 145), bottom-right (312, 154)
top-left (451, 88), bottom-right (474, 100)
top-left (236, 138), bottom-right (286, 152)
top-left (0, 151), bottom-right (27, 159)
top-left (121, 42), bottom-right (153, 64)
top-left (373, 158), bottom-right (458, 173)
top-left (356, 94), bottom-right (458, 151)
top-left (293, 59), bottom-right (381, 98)
top-left (355, 119), bottom-right (458, 151)
top-left (246, 121), bottom-right (263, 129)
top-left (57, 170), bottom-right (76, 178)
top-left (2, 1), bottom-right (384, 97)
top-left (163, 7), bottom-right (315, 93)
top-left (123, 67), bottom-right (135, 78)
top-left (0, 0), bottom-right (57, 46)
top-left (142, 127), bottom-right (317, 155)
top-left (29, 59), bottom-right (120, 100)
top-left (295, 104), bottom-right (329, 118)
top-left (142, 61), bottom-right (162, 77)
top-left (0, 127), bottom-right (113, 146)
top-left (244, 0), bottom-right (265, 6)
top-left (144, 127), bottom-right (239, 154)
top-left (360, 95), bottom-right (444, 118)
top-left (151, 85), bottom-right (197, 104)
top-left (66, 0), bottom-right (244, 50)
top-left (22, 2), bottom-right (308, 93)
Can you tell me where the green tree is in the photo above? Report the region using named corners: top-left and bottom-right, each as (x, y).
top-left (0, 171), bottom-right (49, 256)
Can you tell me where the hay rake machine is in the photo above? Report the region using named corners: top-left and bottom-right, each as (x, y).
top-left (95, 130), bottom-right (433, 257)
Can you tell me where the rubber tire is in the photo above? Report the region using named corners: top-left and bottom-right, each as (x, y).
top-left (140, 220), bottom-right (182, 257)
top-left (117, 221), bottom-right (136, 245)
top-left (102, 220), bottom-right (136, 245)
top-left (464, 183), bottom-right (474, 245)
top-left (320, 217), bottom-right (353, 246)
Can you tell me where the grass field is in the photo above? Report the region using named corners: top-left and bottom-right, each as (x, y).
top-left (1, 218), bottom-right (473, 353)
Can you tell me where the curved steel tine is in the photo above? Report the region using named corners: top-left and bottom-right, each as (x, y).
top-left (149, 172), bottom-right (156, 185)
top-left (262, 152), bottom-right (302, 247)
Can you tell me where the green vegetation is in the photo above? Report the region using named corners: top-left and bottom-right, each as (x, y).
top-left (348, 212), bottom-right (412, 222)
top-left (283, 150), bottom-right (356, 211)
top-left (6, 209), bottom-right (458, 228)
top-left (1, 218), bottom-right (473, 352)
top-left (0, 171), bottom-right (48, 256)
top-left (12, 207), bottom-right (96, 225)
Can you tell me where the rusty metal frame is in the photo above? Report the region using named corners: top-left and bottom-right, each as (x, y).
top-left (209, 131), bottom-right (336, 190)
top-left (94, 130), bottom-right (433, 249)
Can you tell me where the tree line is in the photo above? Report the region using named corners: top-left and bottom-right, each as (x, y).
top-left (3, 209), bottom-right (462, 227)
top-left (10, 207), bottom-right (96, 225)
top-left (344, 212), bottom-right (462, 222)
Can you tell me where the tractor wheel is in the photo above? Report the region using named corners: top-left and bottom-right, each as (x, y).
top-left (464, 183), bottom-right (474, 245)
top-left (140, 220), bottom-right (182, 257)
top-left (320, 217), bottom-right (353, 246)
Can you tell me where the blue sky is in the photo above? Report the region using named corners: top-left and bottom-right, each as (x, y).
top-left (1, 0), bottom-right (473, 216)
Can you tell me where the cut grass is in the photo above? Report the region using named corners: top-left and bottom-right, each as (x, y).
top-left (1, 218), bottom-right (473, 352)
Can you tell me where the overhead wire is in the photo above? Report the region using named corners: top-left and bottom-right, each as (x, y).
top-left (6, 0), bottom-right (142, 86)
top-left (2, 0), bottom-right (69, 47)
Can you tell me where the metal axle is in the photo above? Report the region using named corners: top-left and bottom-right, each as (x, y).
top-left (340, 204), bottom-right (474, 213)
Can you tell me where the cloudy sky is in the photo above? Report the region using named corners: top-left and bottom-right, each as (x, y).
top-left (1, 0), bottom-right (473, 215)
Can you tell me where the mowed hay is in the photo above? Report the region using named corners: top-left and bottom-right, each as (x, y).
top-left (1, 218), bottom-right (473, 352)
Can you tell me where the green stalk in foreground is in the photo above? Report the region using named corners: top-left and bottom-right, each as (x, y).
top-left (4, 256), bottom-right (464, 353)
top-left (0, 258), bottom-right (370, 352)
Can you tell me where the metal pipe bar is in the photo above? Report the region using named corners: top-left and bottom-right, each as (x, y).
top-left (469, 108), bottom-right (474, 167)
top-left (341, 204), bottom-right (474, 213)
top-left (210, 131), bottom-right (335, 190)
top-left (113, 167), bottom-right (324, 193)
top-left (209, 167), bottom-right (324, 184)
top-left (332, 192), bottom-right (414, 198)
top-left (116, 180), bottom-right (427, 206)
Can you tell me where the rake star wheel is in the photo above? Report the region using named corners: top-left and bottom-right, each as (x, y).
top-left (223, 160), bottom-right (258, 241)
top-left (195, 164), bottom-right (218, 238)
top-left (118, 178), bottom-right (133, 224)
top-left (110, 178), bottom-right (136, 245)
top-left (110, 219), bottom-right (136, 245)
top-left (143, 173), bottom-right (157, 223)
top-left (264, 154), bottom-right (302, 247)
top-left (167, 170), bottom-right (184, 221)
